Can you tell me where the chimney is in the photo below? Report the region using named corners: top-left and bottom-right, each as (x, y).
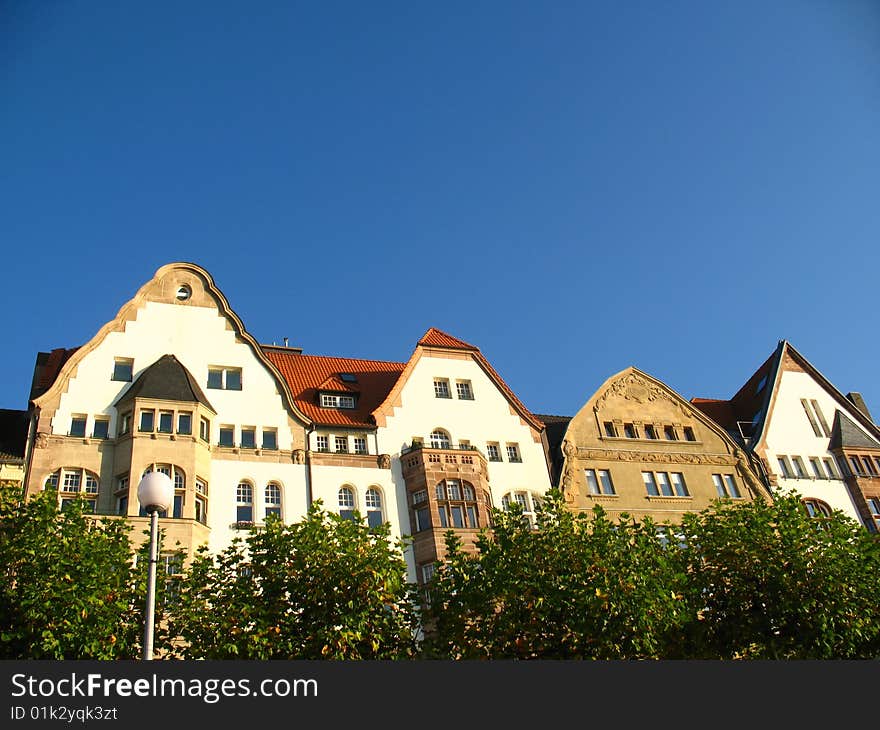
top-left (283, 337), bottom-right (289, 347)
top-left (846, 392), bottom-right (873, 422)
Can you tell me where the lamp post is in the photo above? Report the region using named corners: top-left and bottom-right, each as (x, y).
top-left (136, 471), bottom-right (174, 661)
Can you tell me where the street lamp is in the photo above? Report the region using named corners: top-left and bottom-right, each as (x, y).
top-left (137, 471), bottom-right (174, 661)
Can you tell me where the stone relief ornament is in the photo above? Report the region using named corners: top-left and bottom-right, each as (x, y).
top-left (292, 449), bottom-right (305, 464)
top-left (378, 454), bottom-right (391, 469)
top-left (35, 432), bottom-right (49, 449)
top-left (593, 372), bottom-right (692, 418)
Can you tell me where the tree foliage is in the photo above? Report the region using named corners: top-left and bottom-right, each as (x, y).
top-left (422, 490), bottom-right (690, 658)
top-left (677, 492), bottom-right (880, 659)
top-left (0, 485), bottom-right (159, 659)
top-left (166, 501), bottom-right (420, 659)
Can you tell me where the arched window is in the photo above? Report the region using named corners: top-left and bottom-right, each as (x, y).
top-left (435, 479), bottom-right (479, 529)
top-left (338, 486), bottom-right (356, 521)
top-left (803, 498), bottom-right (832, 518)
top-left (265, 482), bottom-right (282, 520)
top-left (237, 481), bottom-right (254, 523)
top-left (429, 429), bottom-right (451, 449)
top-left (44, 468), bottom-right (99, 513)
top-left (365, 487), bottom-right (383, 528)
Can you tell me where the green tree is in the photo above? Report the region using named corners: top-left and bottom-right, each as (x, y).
top-left (166, 501), bottom-right (420, 659)
top-left (422, 489), bottom-right (690, 659)
top-left (0, 485), bottom-right (163, 659)
top-left (677, 493), bottom-right (880, 659)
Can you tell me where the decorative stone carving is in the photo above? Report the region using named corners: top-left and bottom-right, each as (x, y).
top-left (578, 447), bottom-right (737, 466)
top-left (35, 432), bottom-right (49, 449)
top-left (378, 454), bottom-right (391, 469)
top-left (563, 439), bottom-right (575, 457)
top-left (593, 372), bottom-right (692, 418)
top-left (292, 449), bottom-right (305, 465)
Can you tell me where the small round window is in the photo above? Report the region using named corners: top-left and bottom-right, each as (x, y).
top-left (176, 284), bottom-right (192, 301)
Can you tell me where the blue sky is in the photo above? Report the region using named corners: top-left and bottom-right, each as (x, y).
top-left (2, 1), bottom-right (879, 419)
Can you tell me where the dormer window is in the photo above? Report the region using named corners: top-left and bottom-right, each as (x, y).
top-left (339, 373), bottom-right (358, 383)
top-left (320, 393), bottom-right (356, 409)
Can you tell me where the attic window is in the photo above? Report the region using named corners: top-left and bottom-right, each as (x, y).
top-left (339, 373), bottom-right (358, 383)
top-left (321, 394), bottom-right (356, 409)
top-left (176, 284), bottom-right (192, 301)
top-left (755, 375), bottom-right (767, 394)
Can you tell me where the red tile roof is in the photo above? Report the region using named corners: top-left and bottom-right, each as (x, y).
top-left (263, 348), bottom-right (405, 427)
top-left (418, 328), bottom-right (477, 350)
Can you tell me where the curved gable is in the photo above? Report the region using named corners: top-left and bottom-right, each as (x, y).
top-left (32, 262), bottom-right (310, 430)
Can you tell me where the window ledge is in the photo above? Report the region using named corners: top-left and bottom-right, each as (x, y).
top-left (586, 493), bottom-right (619, 501)
top-left (646, 495), bottom-right (693, 503)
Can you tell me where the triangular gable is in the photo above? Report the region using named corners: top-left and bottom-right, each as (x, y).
top-left (372, 328), bottom-right (543, 434)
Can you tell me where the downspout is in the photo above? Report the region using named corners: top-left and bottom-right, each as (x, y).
top-left (305, 424), bottom-right (315, 508)
top-left (20, 405), bottom-right (39, 503)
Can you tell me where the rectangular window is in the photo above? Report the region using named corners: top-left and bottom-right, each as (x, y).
top-left (316, 435), bottom-right (329, 452)
top-left (158, 411), bottom-right (174, 433)
top-left (437, 506), bottom-right (448, 528)
top-left (466, 504), bottom-right (478, 528)
top-left (712, 474), bottom-right (725, 498)
top-left (70, 415), bottom-right (87, 438)
top-left (810, 399), bottom-right (831, 437)
top-left (116, 495), bottom-right (128, 516)
top-left (92, 418), bottom-right (110, 439)
top-left (412, 490), bottom-right (428, 505)
top-left (434, 379), bottom-right (451, 398)
top-left (320, 394), bottom-right (356, 408)
top-left (723, 474), bottom-right (741, 498)
top-left (506, 443), bottom-right (522, 463)
top-left (62, 469), bottom-right (81, 491)
top-left (663, 425), bottom-right (677, 441)
top-left (262, 428), bottom-right (278, 450)
top-left (867, 498), bottom-right (880, 530)
top-left (139, 410), bottom-right (154, 433)
top-left (225, 368), bottom-right (242, 391)
top-left (683, 426), bottom-right (696, 442)
top-left (421, 563), bottom-right (435, 583)
top-left (656, 472), bottom-right (674, 496)
top-left (623, 423), bottom-right (637, 439)
top-left (219, 426), bottom-right (234, 447)
top-left (864, 457), bottom-right (877, 476)
top-left (199, 417), bottom-right (210, 442)
top-left (644, 424), bottom-right (657, 439)
top-left (670, 472), bottom-right (689, 496)
top-left (598, 470), bottom-right (615, 495)
top-left (172, 494), bottom-right (183, 519)
top-left (810, 458), bottom-right (823, 478)
top-left (792, 456), bottom-right (808, 478)
top-left (112, 358), bottom-right (133, 382)
top-left (848, 456), bottom-right (862, 476)
top-left (455, 381), bottom-right (474, 400)
top-left (585, 469), bottom-right (601, 495)
top-left (207, 368), bottom-right (223, 389)
top-left (486, 443), bottom-right (502, 462)
top-left (120, 412), bottom-right (131, 435)
top-left (241, 427), bottom-right (256, 449)
top-left (208, 367), bottom-right (242, 390)
top-left (415, 507), bottom-right (431, 532)
top-left (777, 456), bottom-right (793, 478)
top-left (177, 412), bottom-right (192, 435)
top-left (353, 436), bottom-right (367, 454)
top-left (823, 458), bottom-right (837, 479)
top-left (642, 471), bottom-right (659, 496)
top-left (335, 435), bottom-right (348, 453)
top-left (450, 505), bottom-right (465, 528)
top-left (801, 398), bottom-right (822, 436)
top-left (603, 422), bottom-right (616, 438)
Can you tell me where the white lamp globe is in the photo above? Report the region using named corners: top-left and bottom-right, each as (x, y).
top-left (137, 471), bottom-right (174, 513)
